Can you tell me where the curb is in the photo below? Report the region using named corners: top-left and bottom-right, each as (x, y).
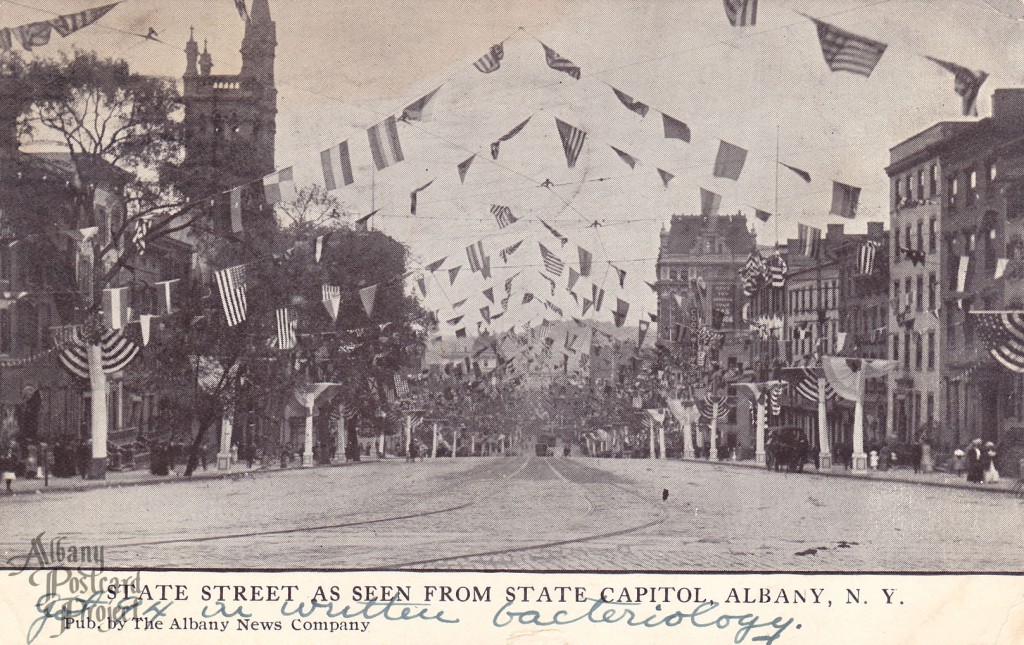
top-left (670, 457), bottom-right (1022, 496)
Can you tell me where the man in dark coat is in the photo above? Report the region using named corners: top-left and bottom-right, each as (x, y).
top-left (965, 438), bottom-right (984, 483)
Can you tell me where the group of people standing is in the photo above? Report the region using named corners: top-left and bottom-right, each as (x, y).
top-left (958, 439), bottom-right (1000, 484)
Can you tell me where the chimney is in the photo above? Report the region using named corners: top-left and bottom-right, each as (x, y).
top-left (827, 223), bottom-right (845, 240)
top-left (867, 221), bottom-right (885, 237)
top-left (992, 89), bottom-right (1024, 130)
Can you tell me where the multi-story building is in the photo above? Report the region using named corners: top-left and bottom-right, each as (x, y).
top-left (886, 88), bottom-right (1024, 472)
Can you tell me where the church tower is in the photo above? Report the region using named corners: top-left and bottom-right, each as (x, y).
top-left (181, 1), bottom-right (277, 198)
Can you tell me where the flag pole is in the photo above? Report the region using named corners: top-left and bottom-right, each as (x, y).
top-left (370, 162), bottom-right (375, 232)
top-left (774, 124), bottom-right (780, 247)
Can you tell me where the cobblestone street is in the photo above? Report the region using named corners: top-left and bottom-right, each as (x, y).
top-left (2, 456), bottom-right (1021, 571)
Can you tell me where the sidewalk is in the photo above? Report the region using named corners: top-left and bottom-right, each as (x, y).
top-left (678, 455), bottom-right (1022, 495)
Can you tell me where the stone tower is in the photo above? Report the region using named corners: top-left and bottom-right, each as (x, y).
top-left (181, 0), bottom-right (277, 197)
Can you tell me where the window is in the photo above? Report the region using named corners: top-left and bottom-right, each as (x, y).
top-left (917, 221), bottom-right (924, 251)
top-left (926, 392), bottom-right (935, 423)
top-left (929, 217), bottom-right (937, 252)
top-left (893, 281), bottom-right (900, 309)
top-left (947, 310), bottom-right (957, 351)
top-left (947, 176), bottom-right (958, 207)
top-left (930, 164), bottom-right (938, 197)
top-left (905, 277), bottom-right (913, 309)
top-left (987, 162), bottom-right (996, 185)
top-left (894, 180), bottom-right (902, 204)
top-left (928, 273), bottom-right (936, 311)
top-left (905, 224), bottom-right (912, 252)
top-left (894, 229), bottom-right (901, 259)
top-left (969, 170), bottom-right (978, 204)
top-left (904, 332), bottom-right (912, 370)
top-left (892, 333), bottom-right (899, 361)
top-left (915, 333), bottom-right (923, 370)
top-left (916, 275), bottom-right (924, 312)
top-left (927, 331), bottom-right (935, 370)
top-left (905, 175), bottom-right (913, 200)
top-left (917, 170), bottom-right (925, 199)
top-left (0, 309), bottom-right (8, 354)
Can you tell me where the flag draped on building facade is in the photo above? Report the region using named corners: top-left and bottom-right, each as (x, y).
top-left (858, 240), bottom-right (881, 275)
top-left (830, 181), bottom-right (861, 218)
top-left (320, 141), bottom-right (354, 190)
top-left (722, 0), bottom-right (758, 26)
top-left (811, 18), bottom-right (887, 77)
top-left (541, 43), bottom-right (581, 79)
top-left (367, 115), bottom-right (404, 170)
top-left (215, 264), bottom-right (248, 327)
top-left (927, 57), bottom-right (988, 116)
top-left (713, 140), bottom-right (748, 180)
top-left (555, 118), bottom-right (587, 168)
top-left (973, 311), bottom-right (1024, 372)
top-left (474, 43), bottom-right (504, 73)
top-left (611, 87), bottom-right (649, 117)
top-left (491, 117), bottom-right (531, 159)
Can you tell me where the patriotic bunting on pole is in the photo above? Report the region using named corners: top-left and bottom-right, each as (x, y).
top-left (926, 57), bottom-right (988, 116)
top-left (491, 204), bottom-right (518, 229)
top-left (830, 181), bottom-right (861, 218)
top-left (448, 266), bottom-right (462, 285)
top-left (367, 115), bottom-right (405, 170)
top-left (798, 224), bottom-right (822, 258)
top-left (491, 117), bottom-right (531, 159)
top-left (359, 284), bottom-right (378, 318)
top-left (457, 155), bottom-right (475, 183)
top-left (658, 169), bottom-right (674, 187)
top-left (321, 141), bottom-right (354, 190)
top-left (215, 264), bottom-right (248, 327)
top-left (474, 43), bottom-right (504, 73)
top-left (58, 327), bottom-right (139, 379)
top-left (322, 285), bottom-right (341, 321)
top-left (612, 146), bottom-right (637, 169)
top-left (400, 86), bottom-right (441, 122)
top-left (780, 162), bottom-right (812, 183)
top-left (811, 18), bottom-right (888, 77)
top-left (662, 113), bottom-right (691, 143)
top-left (540, 219), bottom-right (569, 246)
top-left (103, 286), bottom-right (130, 330)
top-left (723, 0), bottom-right (758, 26)
top-left (972, 311), bottom-right (1024, 372)
top-left (542, 43), bottom-right (581, 79)
top-left (410, 180), bottom-right (434, 215)
top-left (713, 140), bottom-right (748, 180)
top-left (263, 167), bottom-right (297, 204)
top-left (700, 188), bottom-right (722, 217)
top-left (555, 118), bottom-right (587, 168)
top-left (578, 247), bottom-right (592, 277)
top-left (611, 87), bottom-right (650, 117)
top-left (276, 308), bottom-right (296, 350)
top-left (539, 243), bottom-right (565, 276)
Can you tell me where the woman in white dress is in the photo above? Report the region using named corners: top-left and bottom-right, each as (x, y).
top-left (983, 441), bottom-right (1000, 484)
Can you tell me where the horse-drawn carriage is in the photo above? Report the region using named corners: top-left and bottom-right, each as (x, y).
top-left (765, 427), bottom-right (810, 473)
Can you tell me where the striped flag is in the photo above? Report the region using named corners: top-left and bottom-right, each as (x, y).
top-left (830, 181), bottom-right (861, 218)
top-left (700, 188), bottom-right (722, 217)
top-left (215, 264), bottom-right (248, 327)
top-left (401, 86), bottom-right (441, 122)
top-left (367, 115), bottom-right (405, 170)
top-left (491, 117), bottom-right (531, 159)
top-left (578, 247), bottom-right (592, 276)
top-left (539, 271), bottom-right (556, 296)
top-left (133, 217), bottom-right (150, 255)
top-left (263, 166), bottom-right (297, 204)
top-left (505, 272), bottom-right (520, 295)
top-left (858, 240), bottom-right (881, 275)
top-left (611, 146), bottom-right (637, 169)
top-left (972, 311), bottom-right (1024, 373)
top-left (14, 22), bottom-right (53, 51)
top-left (555, 118), bottom-right (586, 168)
top-left (474, 43), bottom-right (504, 73)
top-left (713, 140), bottom-right (748, 180)
top-left (320, 141), bottom-right (354, 190)
top-left (394, 374), bottom-right (410, 398)
top-left (49, 3), bottom-right (119, 37)
top-left (798, 224), bottom-right (822, 258)
top-left (322, 284), bottom-right (341, 321)
top-left (458, 155), bottom-right (475, 183)
top-left (658, 169), bottom-right (674, 187)
top-left (103, 286), bottom-right (131, 330)
top-left (663, 113), bottom-right (691, 142)
top-left (491, 204), bottom-right (518, 228)
top-left (927, 57), bottom-right (988, 116)
top-left (276, 308), bottom-right (296, 350)
top-left (768, 253), bottom-right (787, 288)
top-left (58, 327), bottom-right (139, 379)
top-left (467, 241), bottom-right (489, 274)
top-left (410, 180), bottom-right (434, 215)
top-left (611, 87), bottom-right (649, 117)
top-left (500, 240), bottom-right (523, 263)
top-left (723, 0), bottom-right (757, 26)
top-left (812, 18), bottom-right (888, 77)
top-left (542, 43), bottom-right (581, 79)
top-left (539, 243), bottom-right (565, 276)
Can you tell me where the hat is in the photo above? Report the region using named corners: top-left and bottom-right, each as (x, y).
top-left (954, 449), bottom-right (965, 457)
top-left (972, 438), bottom-right (983, 445)
top-left (985, 441), bottom-right (995, 447)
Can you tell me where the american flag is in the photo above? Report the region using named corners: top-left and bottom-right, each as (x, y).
top-left (539, 243), bottom-right (565, 276)
top-left (491, 204), bottom-right (518, 228)
top-left (927, 57), bottom-right (988, 116)
top-left (215, 264), bottom-right (248, 327)
top-left (972, 311), bottom-right (1024, 373)
top-left (500, 240), bottom-right (523, 263)
top-left (858, 240), bottom-right (881, 275)
top-left (276, 308), bottom-right (296, 350)
top-left (812, 18), bottom-right (888, 78)
top-left (555, 118), bottom-right (586, 168)
top-left (504, 271), bottom-right (520, 296)
top-left (798, 224), bottom-right (822, 258)
top-left (722, 0), bottom-right (757, 26)
top-left (474, 43), bottom-right (504, 73)
top-left (792, 367), bottom-right (837, 403)
top-left (466, 241), bottom-right (488, 274)
top-left (133, 217), bottom-right (150, 255)
top-left (542, 43), bottom-right (580, 79)
top-left (49, 3), bottom-right (119, 37)
top-left (611, 87), bottom-right (649, 117)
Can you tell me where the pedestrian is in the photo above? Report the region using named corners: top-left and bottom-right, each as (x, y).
top-left (965, 438), bottom-right (985, 483)
top-left (952, 449), bottom-right (966, 477)
top-left (868, 450), bottom-right (878, 470)
top-left (408, 441), bottom-right (419, 463)
top-left (230, 442), bottom-right (238, 464)
top-left (246, 443), bottom-right (255, 469)
top-left (983, 441), bottom-right (1000, 484)
top-left (2, 448), bottom-right (16, 493)
top-left (911, 441), bottom-right (923, 474)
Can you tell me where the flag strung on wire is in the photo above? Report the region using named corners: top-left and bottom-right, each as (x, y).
top-left (215, 264), bottom-right (248, 327)
top-left (263, 167), bottom-right (297, 204)
top-left (541, 43), bottom-right (581, 79)
top-left (755, 209), bottom-right (772, 223)
top-left (540, 219), bottom-right (569, 246)
top-left (322, 285), bottom-right (341, 321)
top-left (447, 315), bottom-right (464, 326)
top-left (455, 327), bottom-right (467, 338)
top-left (611, 146), bottom-right (637, 169)
top-left (400, 86), bottom-right (441, 122)
top-left (700, 188), bottom-right (722, 217)
top-left (611, 87), bottom-right (649, 117)
top-left (0, 29), bottom-right (12, 52)
top-left (359, 284), bottom-right (378, 318)
top-left (638, 320), bottom-right (650, 346)
top-left (425, 257), bottom-right (446, 272)
top-left (448, 266), bottom-right (462, 285)
top-left (14, 23), bottom-right (53, 51)
top-left (578, 246), bottom-right (592, 277)
top-left (811, 17), bottom-right (887, 77)
top-left (417, 276), bottom-right (427, 296)
top-left (995, 257), bottom-right (1009, 280)
top-left (568, 267), bottom-right (581, 292)
top-left (368, 115), bottom-right (404, 170)
top-left (539, 243), bottom-right (565, 276)
top-left (50, 3), bottom-right (120, 38)
top-left (315, 232), bottom-right (333, 263)
top-left (582, 298), bottom-right (594, 315)
top-left (592, 284), bottom-right (605, 311)
top-left (491, 117), bottom-right (531, 159)
top-left (226, 185), bottom-right (248, 233)
top-left (926, 57), bottom-right (988, 116)
top-left (233, 0), bottom-right (249, 21)
top-left (972, 311), bottom-right (1024, 373)
top-left (555, 118), bottom-right (587, 168)
top-left (798, 224), bottom-right (822, 258)
top-left (611, 264), bottom-right (626, 288)
top-left (613, 298), bottom-right (630, 328)
top-left (663, 113), bottom-right (691, 143)
top-left (467, 241), bottom-right (491, 278)
top-left (458, 155), bottom-right (475, 183)
top-left (491, 204), bottom-right (518, 228)
top-left (474, 43), bottom-right (504, 73)
top-left (858, 240), bottom-right (881, 275)
top-left (830, 181), bottom-right (861, 218)
top-left (658, 169), bottom-right (674, 187)
top-left (539, 271), bottom-right (556, 296)
top-left (154, 279), bottom-right (180, 316)
top-left (780, 162), bottom-right (812, 183)
top-left (483, 287), bottom-right (494, 303)
top-left (722, 0), bottom-right (758, 26)
top-left (321, 141), bottom-right (354, 190)
top-left (713, 140), bottom-right (748, 180)
top-left (522, 293), bottom-right (535, 305)
top-left (132, 217), bottom-right (150, 255)
top-left (505, 272), bottom-right (520, 296)
top-left (276, 308), bottom-right (296, 350)
top-left (500, 240), bottom-right (523, 263)
top-left (410, 180), bottom-right (434, 215)
top-left (103, 286), bottom-right (131, 330)
top-left (354, 209), bottom-right (378, 232)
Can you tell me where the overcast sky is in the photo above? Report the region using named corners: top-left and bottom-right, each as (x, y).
top-left (6, 0), bottom-right (1024, 329)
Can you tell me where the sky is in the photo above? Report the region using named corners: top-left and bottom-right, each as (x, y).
top-left (5, 0), bottom-right (1024, 332)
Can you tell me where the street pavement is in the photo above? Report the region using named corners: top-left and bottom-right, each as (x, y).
top-left (1, 456), bottom-right (1021, 571)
